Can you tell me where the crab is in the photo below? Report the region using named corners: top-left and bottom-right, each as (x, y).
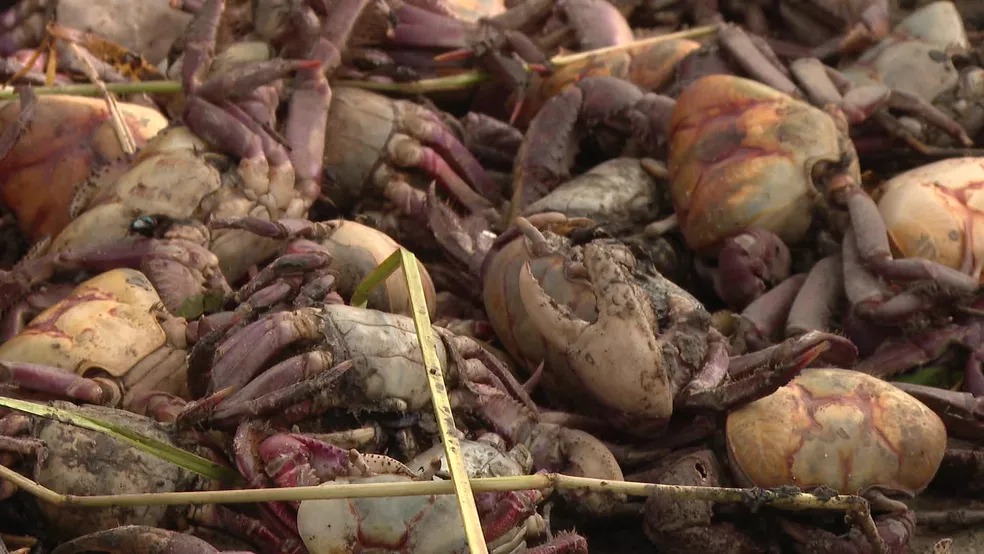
top-left (0, 269), bottom-right (194, 421)
top-left (0, 94), bottom-right (168, 244)
top-left (208, 215), bottom-right (437, 317)
top-left (735, 155), bottom-right (984, 352)
top-left (503, 75), bottom-right (676, 221)
top-left (46, 0), bottom-right (373, 283)
top-left (644, 368), bottom-right (947, 552)
top-left (668, 71), bottom-right (980, 340)
top-left (0, 403), bottom-right (296, 552)
top-left (478, 215), bottom-right (857, 437)
top-left (321, 86), bottom-right (500, 229)
top-left (224, 422), bottom-right (587, 552)
top-left (835, 1), bottom-right (984, 150)
top-left (0, 215), bottom-right (233, 334)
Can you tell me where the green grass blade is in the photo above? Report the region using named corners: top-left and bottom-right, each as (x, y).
top-left (0, 398), bottom-right (239, 484)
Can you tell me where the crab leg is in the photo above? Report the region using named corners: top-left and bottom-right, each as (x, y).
top-left (843, 197), bottom-right (981, 293)
top-left (787, 254), bottom-right (844, 335)
top-left (399, 104), bottom-right (500, 200)
top-left (178, 0), bottom-right (224, 94)
top-left (206, 355), bottom-right (348, 426)
top-left (0, 413), bottom-right (35, 500)
top-left (233, 422), bottom-right (300, 533)
top-left (391, 5), bottom-right (474, 49)
top-left (679, 331), bottom-right (857, 411)
top-left (736, 273), bottom-right (808, 350)
top-left (388, 133), bottom-right (494, 213)
top-left (855, 320), bottom-right (983, 379)
top-left (0, 361), bottom-right (107, 404)
top-left (208, 308), bottom-right (323, 392)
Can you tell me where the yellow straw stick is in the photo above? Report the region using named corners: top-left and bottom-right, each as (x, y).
top-left (352, 247), bottom-right (488, 553)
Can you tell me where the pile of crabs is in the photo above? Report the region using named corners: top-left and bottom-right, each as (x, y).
top-left (1, 0), bottom-right (984, 551)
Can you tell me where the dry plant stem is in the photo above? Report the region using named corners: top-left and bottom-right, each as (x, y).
top-left (0, 464), bottom-right (886, 553)
top-left (337, 25), bottom-right (719, 94)
top-left (0, 27), bottom-right (721, 100)
top-left (550, 25), bottom-right (717, 66)
top-left (66, 42), bottom-right (136, 155)
top-left (916, 510), bottom-right (984, 528)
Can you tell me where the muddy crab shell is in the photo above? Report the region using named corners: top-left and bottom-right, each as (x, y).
top-left (725, 368), bottom-right (946, 495)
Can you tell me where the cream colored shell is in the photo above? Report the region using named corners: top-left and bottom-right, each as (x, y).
top-left (726, 368), bottom-right (946, 495)
top-left (0, 269), bottom-right (167, 377)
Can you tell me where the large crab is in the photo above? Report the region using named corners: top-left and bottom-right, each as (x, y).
top-left (643, 368), bottom-right (947, 553)
top-left (835, 1), bottom-right (984, 150)
top-left (320, 85), bottom-right (500, 241)
top-left (479, 215), bottom-right (857, 437)
top-left (46, 0), bottom-right (373, 283)
top-left (667, 70), bottom-right (981, 345)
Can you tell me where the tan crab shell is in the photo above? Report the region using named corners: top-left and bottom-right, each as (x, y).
top-left (0, 95), bottom-right (167, 243)
top-left (875, 157), bottom-right (984, 281)
top-left (726, 368), bottom-right (947, 495)
top-left (50, 126), bottom-right (293, 281)
top-left (0, 268), bottom-right (168, 378)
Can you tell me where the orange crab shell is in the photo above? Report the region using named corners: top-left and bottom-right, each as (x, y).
top-left (875, 157), bottom-right (984, 281)
top-left (0, 95), bottom-right (168, 243)
top-left (668, 75), bottom-right (849, 253)
top-left (0, 269), bottom-right (178, 386)
top-left (725, 368), bottom-right (946, 495)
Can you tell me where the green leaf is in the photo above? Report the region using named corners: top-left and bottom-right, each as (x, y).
top-left (0, 398), bottom-right (239, 484)
top-left (891, 365), bottom-right (959, 388)
top-left (350, 250), bottom-right (403, 309)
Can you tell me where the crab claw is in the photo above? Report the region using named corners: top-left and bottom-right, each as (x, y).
top-left (517, 241), bottom-right (671, 420)
top-left (427, 182), bottom-right (495, 276)
top-left (50, 526), bottom-right (222, 554)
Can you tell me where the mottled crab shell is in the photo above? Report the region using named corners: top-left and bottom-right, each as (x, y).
top-left (726, 368), bottom-right (947, 495)
top-left (297, 474), bottom-right (472, 554)
top-left (408, 439), bottom-right (529, 479)
top-left (876, 157), bottom-right (984, 280)
top-left (0, 268), bottom-right (167, 378)
top-left (840, 1), bottom-right (967, 102)
top-left (32, 403), bottom-right (194, 541)
top-left (0, 95), bottom-right (167, 243)
top-left (669, 75), bottom-right (853, 252)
